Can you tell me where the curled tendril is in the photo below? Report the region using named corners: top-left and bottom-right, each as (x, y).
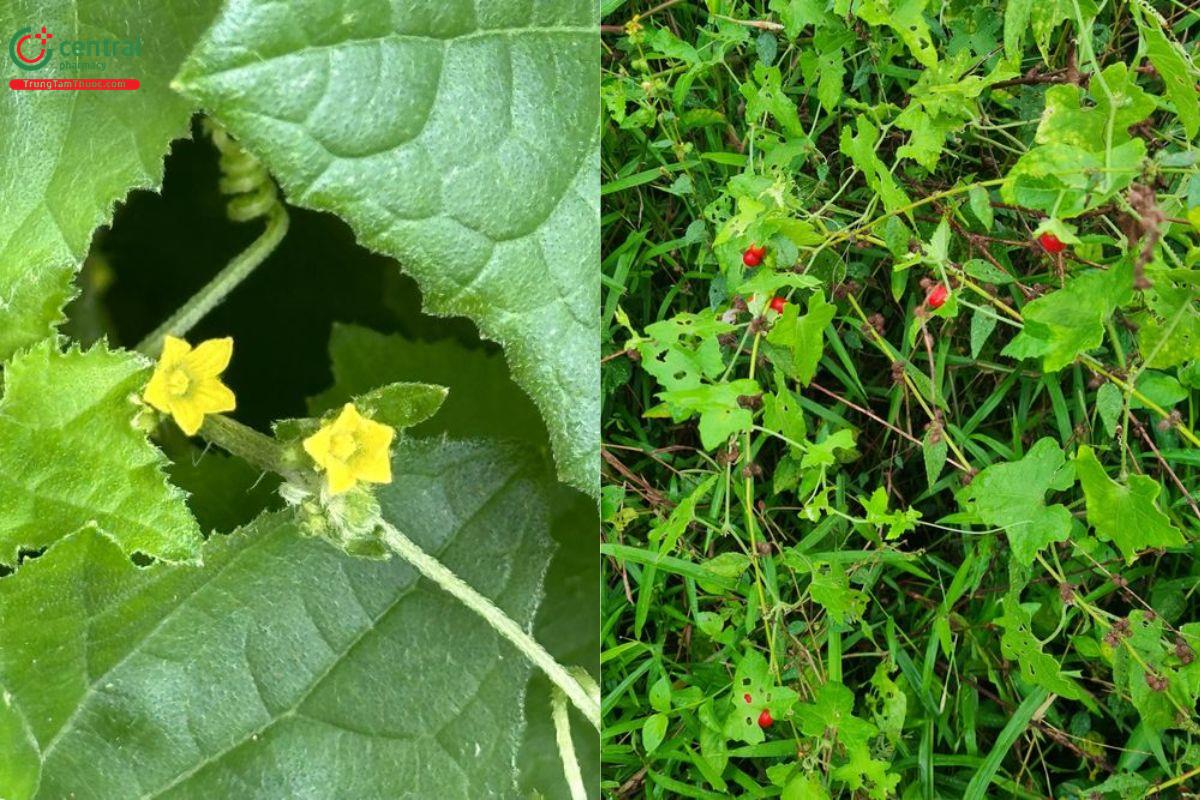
top-left (206, 120), bottom-right (282, 223)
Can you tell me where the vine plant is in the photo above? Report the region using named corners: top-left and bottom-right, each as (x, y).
top-left (0, 1), bottom-right (599, 797)
top-left (601, 0), bottom-right (1200, 797)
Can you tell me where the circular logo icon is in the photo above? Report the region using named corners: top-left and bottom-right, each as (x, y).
top-left (10, 26), bottom-right (53, 71)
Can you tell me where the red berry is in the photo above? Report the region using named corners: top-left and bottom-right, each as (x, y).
top-left (926, 284), bottom-right (949, 309)
top-left (769, 296), bottom-right (786, 313)
top-left (743, 693), bottom-right (752, 704)
top-left (742, 244), bottom-right (766, 267)
top-left (757, 709), bottom-right (773, 728)
top-left (1038, 232), bottom-right (1066, 254)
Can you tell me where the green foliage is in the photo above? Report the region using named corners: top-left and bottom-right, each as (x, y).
top-left (602, 0), bottom-right (1200, 797)
top-left (0, 3), bottom-right (600, 796)
top-left (962, 437), bottom-right (1076, 564)
top-left (0, 339), bottom-right (201, 566)
top-left (0, 0), bottom-right (221, 363)
top-left (0, 441), bottom-right (553, 798)
top-left (175, 0), bottom-right (600, 493)
top-left (1075, 444), bottom-right (1185, 563)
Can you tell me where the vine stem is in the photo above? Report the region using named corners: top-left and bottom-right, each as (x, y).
top-left (552, 680), bottom-right (588, 800)
top-left (376, 520), bottom-right (601, 730)
top-left (137, 204), bottom-right (289, 356)
top-left (193, 413), bottom-right (601, 731)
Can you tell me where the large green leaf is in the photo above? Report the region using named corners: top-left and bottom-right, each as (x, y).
top-left (175, 0), bottom-right (600, 493)
top-left (308, 322), bottom-right (598, 795)
top-left (1002, 262), bottom-right (1132, 371)
top-left (0, 0), bottom-right (221, 362)
top-left (0, 339), bottom-right (201, 566)
top-left (961, 438), bottom-right (1076, 565)
top-left (0, 438), bottom-right (553, 798)
top-left (1075, 445), bottom-right (1184, 564)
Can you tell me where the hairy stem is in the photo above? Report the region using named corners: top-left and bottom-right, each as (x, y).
top-left (137, 205), bottom-right (288, 356)
top-left (553, 682), bottom-right (588, 800)
top-left (377, 520), bottom-right (601, 730)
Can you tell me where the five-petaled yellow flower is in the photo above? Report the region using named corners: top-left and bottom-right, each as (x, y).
top-left (143, 336), bottom-right (237, 436)
top-left (303, 403), bottom-right (395, 494)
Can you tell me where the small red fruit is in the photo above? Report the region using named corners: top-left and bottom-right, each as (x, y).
top-left (743, 693), bottom-right (753, 704)
top-left (926, 284), bottom-right (949, 309)
top-left (1038, 232), bottom-right (1066, 254)
top-left (757, 709), bottom-right (773, 728)
top-left (743, 244), bottom-right (766, 267)
top-left (769, 296), bottom-right (786, 313)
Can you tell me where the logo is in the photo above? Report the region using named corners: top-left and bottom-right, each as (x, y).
top-left (9, 25), bottom-right (53, 71)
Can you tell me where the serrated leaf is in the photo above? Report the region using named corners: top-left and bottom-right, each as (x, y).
top-left (997, 579), bottom-right (1086, 700)
top-left (0, 339), bottom-right (201, 567)
top-left (922, 429), bottom-right (949, 488)
top-left (175, 0), bottom-right (600, 493)
top-left (0, 0), bottom-right (221, 362)
top-left (1138, 12), bottom-right (1200, 140)
top-left (962, 438), bottom-right (1075, 565)
top-left (807, 560), bottom-right (868, 624)
top-left (1075, 445), bottom-right (1184, 564)
top-left (0, 438), bottom-right (553, 798)
top-left (0, 689), bottom-right (39, 800)
top-left (840, 116), bottom-right (910, 214)
top-left (855, 0), bottom-right (937, 68)
top-left (658, 379), bottom-right (761, 450)
top-left (765, 291), bottom-right (836, 385)
top-left (1002, 262), bottom-right (1132, 371)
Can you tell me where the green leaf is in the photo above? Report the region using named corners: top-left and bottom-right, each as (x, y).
top-left (1002, 262), bottom-right (1132, 371)
top-left (997, 577), bottom-right (1087, 700)
top-left (855, 0), bottom-right (937, 68)
top-left (0, 339), bottom-right (201, 567)
top-left (176, 0), bottom-right (600, 493)
top-left (311, 323), bottom-right (548, 446)
top-left (765, 291), bottom-right (836, 385)
top-left (642, 713), bottom-right (669, 753)
top-left (1095, 382), bottom-right (1123, 438)
top-left (1075, 445), bottom-right (1185, 564)
top-left (1003, 0), bottom-right (1033, 62)
top-left (807, 560), bottom-right (868, 624)
top-left (968, 185), bottom-right (994, 230)
top-left (922, 428), bottom-right (949, 488)
top-left (0, 689), bottom-right (39, 800)
top-left (0, 438), bottom-right (553, 797)
top-left (795, 682), bottom-right (874, 746)
top-left (0, 1), bottom-right (221, 363)
top-left (969, 307), bottom-right (997, 359)
top-left (723, 650), bottom-right (798, 745)
top-left (1138, 12), bottom-right (1200, 140)
top-left (840, 116), bottom-right (910, 214)
top-left (1001, 140), bottom-right (1145, 218)
top-left (649, 675), bottom-right (672, 713)
top-left (1136, 282), bottom-right (1200, 369)
top-left (658, 379), bottom-right (761, 450)
top-left (962, 438), bottom-right (1075, 565)
top-left (1036, 64), bottom-right (1155, 151)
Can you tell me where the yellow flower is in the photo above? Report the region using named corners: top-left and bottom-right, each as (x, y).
top-left (303, 403), bottom-right (395, 495)
top-left (143, 336), bottom-right (237, 436)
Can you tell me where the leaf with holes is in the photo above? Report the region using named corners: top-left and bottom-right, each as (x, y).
top-left (723, 650), bottom-right (797, 745)
top-left (174, 0), bottom-right (600, 493)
